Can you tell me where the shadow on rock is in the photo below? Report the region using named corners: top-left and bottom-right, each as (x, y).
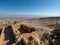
top-left (4, 25), bottom-right (16, 45)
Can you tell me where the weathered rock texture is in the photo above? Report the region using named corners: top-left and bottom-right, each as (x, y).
top-left (0, 17), bottom-right (60, 45)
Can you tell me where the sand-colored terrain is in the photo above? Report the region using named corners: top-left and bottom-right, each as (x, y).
top-left (0, 17), bottom-right (60, 45)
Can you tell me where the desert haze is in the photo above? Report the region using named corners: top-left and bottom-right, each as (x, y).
top-left (0, 17), bottom-right (60, 45)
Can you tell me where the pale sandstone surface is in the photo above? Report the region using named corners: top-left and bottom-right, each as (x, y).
top-left (0, 17), bottom-right (60, 45)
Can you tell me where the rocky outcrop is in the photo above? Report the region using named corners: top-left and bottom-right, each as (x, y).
top-left (0, 24), bottom-right (38, 45)
top-left (41, 29), bottom-right (60, 45)
top-left (0, 19), bottom-right (60, 45)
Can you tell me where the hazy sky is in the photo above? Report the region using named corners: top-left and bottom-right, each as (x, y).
top-left (0, 0), bottom-right (60, 17)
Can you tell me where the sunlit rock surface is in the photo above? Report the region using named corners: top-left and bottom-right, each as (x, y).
top-left (0, 17), bottom-right (60, 45)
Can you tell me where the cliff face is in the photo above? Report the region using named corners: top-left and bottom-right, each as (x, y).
top-left (0, 18), bottom-right (60, 45)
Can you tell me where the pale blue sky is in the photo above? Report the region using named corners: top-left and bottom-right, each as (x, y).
top-left (0, 0), bottom-right (60, 17)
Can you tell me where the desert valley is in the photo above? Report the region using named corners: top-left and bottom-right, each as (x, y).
top-left (0, 17), bottom-right (60, 45)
